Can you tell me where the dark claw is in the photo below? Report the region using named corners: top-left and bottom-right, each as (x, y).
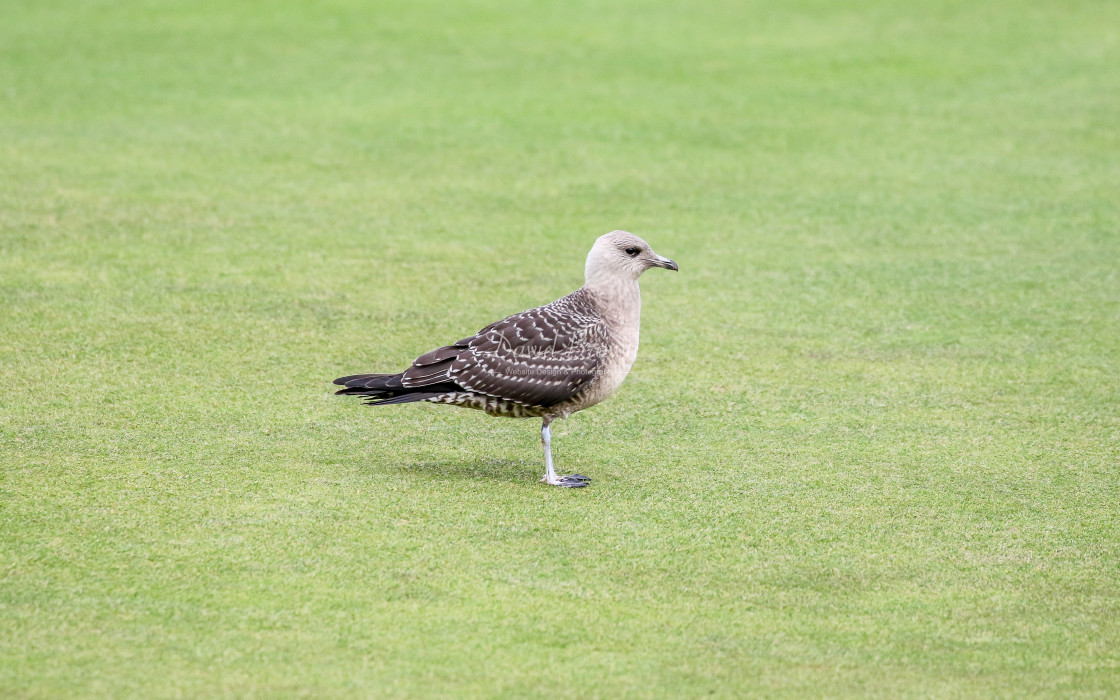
top-left (566, 474), bottom-right (591, 481)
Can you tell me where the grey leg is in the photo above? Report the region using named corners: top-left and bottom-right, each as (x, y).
top-left (542, 419), bottom-right (557, 483)
top-left (540, 418), bottom-right (590, 488)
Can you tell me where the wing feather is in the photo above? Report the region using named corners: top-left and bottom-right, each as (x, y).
top-left (452, 290), bottom-right (607, 406)
top-left (379, 289), bottom-right (607, 408)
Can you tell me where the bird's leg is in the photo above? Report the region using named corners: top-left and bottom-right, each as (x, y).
top-left (542, 419), bottom-right (557, 483)
top-left (540, 418), bottom-right (590, 488)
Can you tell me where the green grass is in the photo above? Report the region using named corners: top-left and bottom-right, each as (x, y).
top-left (2, 0), bottom-right (1118, 696)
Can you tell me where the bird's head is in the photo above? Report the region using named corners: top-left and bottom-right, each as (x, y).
top-left (585, 230), bottom-right (678, 285)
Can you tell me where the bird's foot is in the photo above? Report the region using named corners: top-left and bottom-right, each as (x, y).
top-left (541, 473), bottom-right (591, 488)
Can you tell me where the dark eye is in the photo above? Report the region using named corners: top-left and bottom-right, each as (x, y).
top-left (624, 247), bottom-right (641, 257)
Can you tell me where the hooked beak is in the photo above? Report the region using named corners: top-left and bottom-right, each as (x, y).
top-left (650, 254), bottom-right (679, 271)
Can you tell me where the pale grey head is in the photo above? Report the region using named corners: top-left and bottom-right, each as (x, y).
top-left (584, 230), bottom-right (678, 285)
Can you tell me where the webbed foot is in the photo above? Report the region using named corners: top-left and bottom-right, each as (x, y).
top-left (542, 474), bottom-right (591, 488)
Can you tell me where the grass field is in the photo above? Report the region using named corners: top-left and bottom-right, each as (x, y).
top-left (2, 0), bottom-right (1119, 696)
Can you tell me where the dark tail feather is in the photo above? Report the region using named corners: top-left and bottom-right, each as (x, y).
top-left (334, 373), bottom-right (404, 390)
top-left (360, 392), bottom-right (444, 406)
top-left (334, 372), bottom-right (461, 407)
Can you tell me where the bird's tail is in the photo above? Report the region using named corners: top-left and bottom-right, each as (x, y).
top-left (333, 373), bottom-right (456, 406)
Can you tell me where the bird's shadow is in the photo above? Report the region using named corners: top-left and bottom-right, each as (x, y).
top-left (381, 457), bottom-right (544, 487)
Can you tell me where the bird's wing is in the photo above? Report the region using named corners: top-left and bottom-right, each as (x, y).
top-left (401, 291), bottom-right (608, 407)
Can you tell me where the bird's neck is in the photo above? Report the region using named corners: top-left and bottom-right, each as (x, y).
top-left (585, 277), bottom-right (641, 328)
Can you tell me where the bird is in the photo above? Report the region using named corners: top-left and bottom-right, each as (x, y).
top-left (333, 230), bottom-right (678, 488)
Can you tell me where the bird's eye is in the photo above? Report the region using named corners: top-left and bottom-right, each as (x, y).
top-left (624, 247), bottom-right (641, 257)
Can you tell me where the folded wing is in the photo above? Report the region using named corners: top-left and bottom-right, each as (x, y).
top-left (336, 289), bottom-right (608, 409)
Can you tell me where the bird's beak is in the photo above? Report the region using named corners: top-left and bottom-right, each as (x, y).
top-left (650, 254), bottom-right (679, 271)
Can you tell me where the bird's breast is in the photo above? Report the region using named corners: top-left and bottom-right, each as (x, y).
top-left (562, 313), bottom-right (640, 415)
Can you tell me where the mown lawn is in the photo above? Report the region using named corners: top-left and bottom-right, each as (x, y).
top-left (2, 0), bottom-right (1118, 696)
